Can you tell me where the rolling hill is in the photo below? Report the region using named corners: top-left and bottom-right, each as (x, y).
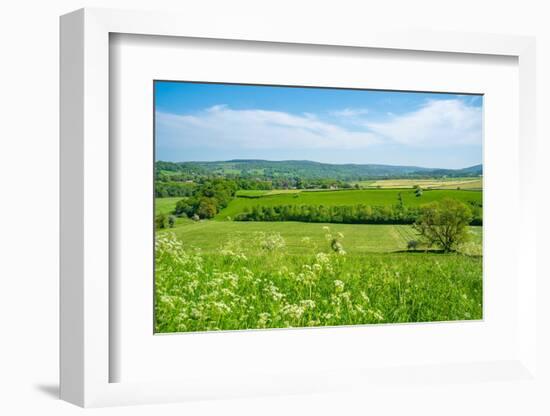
top-left (156, 159), bottom-right (482, 180)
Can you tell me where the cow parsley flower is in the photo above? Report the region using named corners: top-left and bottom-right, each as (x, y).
top-left (334, 280), bottom-right (345, 292)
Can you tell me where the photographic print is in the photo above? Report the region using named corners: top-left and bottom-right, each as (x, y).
top-left (154, 81), bottom-right (483, 333)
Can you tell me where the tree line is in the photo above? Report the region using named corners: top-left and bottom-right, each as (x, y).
top-left (155, 181), bottom-right (195, 197)
top-left (155, 176), bottom-right (359, 197)
top-left (155, 177), bottom-right (275, 197)
top-left (233, 201), bottom-right (482, 226)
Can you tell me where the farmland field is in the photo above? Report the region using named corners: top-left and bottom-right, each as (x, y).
top-left (155, 220), bottom-right (483, 332)
top-left (154, 175), bottom-right (484, 334)
top-left (435, 179), bottom-right (483, 190)
top-left (155, 192), bottom-right (483, 333)
top-left (216, 188), bottom-right (482, 220)
top-left (353, 177), bottom-right (483, 190)
top-left (159, 220), bottom-right (482, 254)
top-left (155, 197), bottom-right (183, 215)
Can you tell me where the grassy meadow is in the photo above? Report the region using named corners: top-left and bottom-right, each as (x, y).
top-left (159, 220), bottom-right (481, 254)
top-left (155, 185), bottom-right (483, 333)
top-left (217, 188), bottom-right (481, 220)
top-left (156, 222), bottom-right (482, 333)
top-left (155, 197), bottom-right (184, 215)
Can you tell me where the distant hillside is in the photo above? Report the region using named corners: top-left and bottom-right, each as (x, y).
top-left (156, 160), bottom-right (482, 181)
top-left (418, 164), bottom-right (483, 178)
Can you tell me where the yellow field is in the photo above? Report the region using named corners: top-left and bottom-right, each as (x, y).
top-left (358, 178), bottom-right (482, 190)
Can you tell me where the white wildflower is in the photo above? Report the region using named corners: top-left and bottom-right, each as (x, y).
top-left (315, 252), bottom-right (330, 264)
top-left (281, 304), bottom-right (306, 320)
top-left (258, 312), bottom-right (271, 328)
top-left (300, 299), bottom-right (316, 309)
top-left (259, 232), bottom-right (286, 251)
top-left (334, 280), bottom-right (345, 292)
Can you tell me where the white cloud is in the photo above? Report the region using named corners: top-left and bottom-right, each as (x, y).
top-left (156, 99), bottom-right (482, 153)
top-left (365, 99), bottom-right (482, 147)
top-left (156, 105), bottom-right (380, 151)
top-left (331, 108), bottom-right (370, 117)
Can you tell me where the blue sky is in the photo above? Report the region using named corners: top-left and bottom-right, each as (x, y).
top-left (155, 81), bottom-right (483, 169)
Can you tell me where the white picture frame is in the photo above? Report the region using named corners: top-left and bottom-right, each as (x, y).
top-left (60, 7), bottom-right (538, 408)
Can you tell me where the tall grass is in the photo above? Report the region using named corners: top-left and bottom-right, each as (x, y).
top-left (155, 227), bottom-right (482, 333)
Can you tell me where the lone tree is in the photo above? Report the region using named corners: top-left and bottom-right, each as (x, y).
top-left (413, 198), bottom-right (472, 252)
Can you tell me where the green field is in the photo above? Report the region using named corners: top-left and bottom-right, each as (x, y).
top-left (155, 197), bottom-right (183, 215)
top-left (155, 188), bottom-right (482, 221)
top-left (216, 188), bottom-right (482, 220)
top-left (155, 187), bottom-right (483, 333)
top-left (160, 220), bottom-right (481, 254)
top-left (156, 220), bottom-right (483, 332)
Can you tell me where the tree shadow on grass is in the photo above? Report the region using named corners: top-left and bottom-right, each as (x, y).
top-left (392, 249), bottom-right (483, 258)
top-left (393, 249), bottom-right (447, 254)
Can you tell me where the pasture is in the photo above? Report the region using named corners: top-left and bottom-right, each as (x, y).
top-left (155, 197), bottom-right (183, 215)
top-left (161, 220), bottom-right (481, 254)
top-left (154, 188), bottom-right (483, 332)
top-left (216, 188), bottom-right (482, 220)
top-left (155, 221), bottom-right (483, 332)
